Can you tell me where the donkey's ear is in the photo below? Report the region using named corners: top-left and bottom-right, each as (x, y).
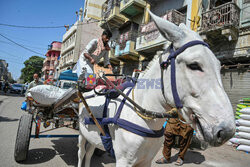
top-left (148, 10), bottom-right (185, 48)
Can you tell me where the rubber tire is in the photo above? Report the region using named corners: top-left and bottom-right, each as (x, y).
top-left (14, 113), bottom-right (33, 162)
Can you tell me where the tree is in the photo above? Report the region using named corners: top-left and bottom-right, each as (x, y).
top-left (20, 56), bottom-right (44, 83)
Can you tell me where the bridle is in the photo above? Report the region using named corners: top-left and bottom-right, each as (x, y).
top-left (159, 40), bottom-right (209, 111)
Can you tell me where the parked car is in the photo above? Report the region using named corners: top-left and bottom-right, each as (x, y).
top-left (57, 80), bottom-right (77, 89)
top-left (10, 84), bottom-right (23, 94)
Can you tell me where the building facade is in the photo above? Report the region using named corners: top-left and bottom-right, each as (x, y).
top-left (42, 41), bottom-right (62, 80)
top-left (196, 0), bottom-right (250, 108)
top-left (84, 0), bottom-right (250, 108)
top-left (59, 7), bottom-right (104, 73)
top-left (0, 59), bottom-right (8, 81)
top-left (95, 0), bottom-right (193, 75)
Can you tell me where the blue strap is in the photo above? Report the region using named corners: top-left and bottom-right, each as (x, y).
top-left (84, 87), bottom-right (164, 138)
top-left (113, 87), bottom-right (133, 123)
top-left (161, 40), bottom-right (209, 109)
top-left (117, 119), bottom-right (164, 138)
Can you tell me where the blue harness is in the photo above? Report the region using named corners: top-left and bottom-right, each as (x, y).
top-left (83, 40), bottom-right (209, 158)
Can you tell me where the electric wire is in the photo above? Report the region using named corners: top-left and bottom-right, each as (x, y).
top-left (0, 20), bottom-right (101, 29)
top-left (0, 33), bottom-right (44, 56)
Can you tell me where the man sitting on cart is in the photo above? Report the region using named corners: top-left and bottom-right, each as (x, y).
top-left (73, 29), bottom-right (113, 85)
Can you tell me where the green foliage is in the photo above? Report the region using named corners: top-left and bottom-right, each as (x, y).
top-left (20, 56), bottom-right (44, 83)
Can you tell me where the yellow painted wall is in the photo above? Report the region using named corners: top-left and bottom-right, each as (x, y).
top-left (190, 0), bottom-right (201, 31)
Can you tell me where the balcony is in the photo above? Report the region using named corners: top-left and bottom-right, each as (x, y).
top-left (200, 2), bottom-right (240, 41)
top-left (136, 9), bottom-right (186, 54)
top-left (99, 0), bottom-right (128, 29)
top-left (42, 66), bottom-right (50, 71)
top-left (50, 66), bottom-right (55, 70)
top-left (115, 27), bottom-right (139, 61)
top-left (51, 56), bottom-right (57, 61)
top-left (44, 56), bottom-right (51, 62)
top-left (120, 0), bottom-right (146, 17)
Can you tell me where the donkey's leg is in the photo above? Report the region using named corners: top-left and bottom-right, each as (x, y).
top-left (78, 134), bottom-right (86, 167)
top-left (84, 142), bottom-right (96, 167)
top-left (116, 157), bottom-right (134, 167)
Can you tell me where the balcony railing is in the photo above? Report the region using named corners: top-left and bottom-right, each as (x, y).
top-left (117, 30), bottom-right (138, 50)
top-left (102, 0), bottom-right (120, 18)
top-left (100, 0), bottom-right (127, 28)
top-left (45, 57), bottom-right (51, 62)
top-left (139, 9), bottom-right (186, 42)
top-left (201, 2), bottom-right (240, 32)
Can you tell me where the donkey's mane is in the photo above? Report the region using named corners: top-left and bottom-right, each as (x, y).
top-left (140, 54), bottom-right (160, 78)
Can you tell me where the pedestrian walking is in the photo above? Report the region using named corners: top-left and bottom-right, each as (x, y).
top-left (155, 117), bottom-right (193, 166)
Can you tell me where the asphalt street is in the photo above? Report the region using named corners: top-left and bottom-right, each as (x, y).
top-left (0, 92), bottom-right (250, 167)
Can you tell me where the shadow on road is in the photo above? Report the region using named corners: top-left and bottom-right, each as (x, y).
top-left (20, 148), bottom-right (56, 164)
top-left (170, 150), bottom-right (205, 164)
top-left (0, 116), bottom-right (19, 122)
top-left (51, 138), bottom-right (78, 166)
top-left (51, 138), bottom-right (115, 167)
top-left (0, 91), bottom-right (24, 97)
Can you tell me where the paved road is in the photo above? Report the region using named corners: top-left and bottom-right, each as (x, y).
top-left (0, 93), bottom-right (250, 167)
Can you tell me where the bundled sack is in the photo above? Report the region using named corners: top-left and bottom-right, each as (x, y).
top-left (235, 132), bottom-right (250, 140)
top-left (239, 114), bottom-right (250, 120)
top-left (230, 138), bottom-right (250, 146)
top-left (236, 104), bottom-right (250, 112)
top-left (239, 107), bottom-right (250, 115)
top-left (29, 85), bottom-right (68, 105)
top-left (236, 126), bottom-right (250, 133)
top-left (237, 145), bottom-right (250, 152)
top-left (236, 119), bottom-right (250, 127)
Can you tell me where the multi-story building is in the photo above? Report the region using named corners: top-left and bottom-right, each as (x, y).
top-left (59, 7), bottom-right (105, 73)
top-left (42, 41), bottom-right (62, 80)
top-left (86, 0), bottom-right (249, 108)
top-left (0, 59), bottom-right (8, 81)
top-left (196, 0), bottom-right (250, 108)
top-left (95, 0), bottom-right (193, 75)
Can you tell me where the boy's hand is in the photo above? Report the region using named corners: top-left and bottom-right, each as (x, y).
top-left (90, 58), bottom-right (95, 64)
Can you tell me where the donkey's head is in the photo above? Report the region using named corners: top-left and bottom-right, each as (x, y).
top-left (149, 11), bottom-right (235, 146)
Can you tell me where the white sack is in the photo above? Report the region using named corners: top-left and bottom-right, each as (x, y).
top-left (235, 132), bottom-right (250, 140)
top-left (230, 138), bottom-right (250, 145)
top-left (29, 85), bottom-right (68, 105)
top-left (239, 114), bottom-right (250, 120)
top-left (240, 107), bottom-right (250, 115)
top-left (235, 119), bottom-right (250, 127)
top-left (237, 145), bottom-right (250, 152)
top-left (236, 126), bottom-right (250, 133)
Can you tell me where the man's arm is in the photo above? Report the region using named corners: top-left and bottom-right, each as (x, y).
top-left (83, 39), bottom-right (97, 64)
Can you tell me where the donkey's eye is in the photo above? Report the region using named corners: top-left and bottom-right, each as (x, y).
top-left (187, 63), bottom-right (203, 72)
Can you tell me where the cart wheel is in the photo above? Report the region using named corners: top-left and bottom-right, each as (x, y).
top-left (14, 113), bottom-right (33, 162)
top-left (35, 118), bottom-right (41, 138)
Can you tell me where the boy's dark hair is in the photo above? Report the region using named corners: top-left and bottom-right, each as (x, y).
top-left (102, 30), bottom-right (112, 38)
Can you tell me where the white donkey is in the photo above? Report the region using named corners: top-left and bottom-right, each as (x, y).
top-left (78, 11), bottom-right (235, 167)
